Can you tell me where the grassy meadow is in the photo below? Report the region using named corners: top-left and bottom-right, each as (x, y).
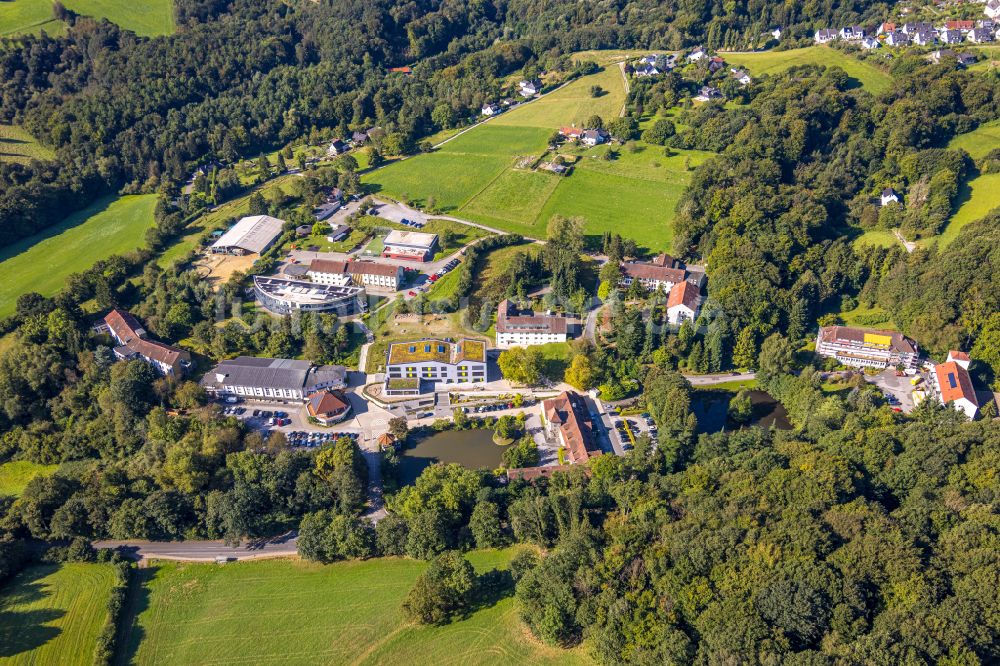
top-left (365, 62), bottom-right (708, 250)
top-left (0, 563), bottom-right (116, 666)
top-left (0, 124), bottom-right (55, 164)
top-left (725, 47), bottom-right (893, 94)
top-left (120, 549), bottom-right (592, 666)
top-left (0, 461), bottom-right (58, 497)
top-left (0, 194), bottom-right (157, 318)
top-left (0, 0), bottom-right (174, 37)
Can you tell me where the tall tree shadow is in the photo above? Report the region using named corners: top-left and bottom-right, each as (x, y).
top-left (114, 565), bottom-right (157, 666)
top-left (0, 567), bottom-right (65, 658)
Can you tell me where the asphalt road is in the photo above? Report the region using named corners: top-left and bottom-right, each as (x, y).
top-left (94, 533), bottom-right (298, 562)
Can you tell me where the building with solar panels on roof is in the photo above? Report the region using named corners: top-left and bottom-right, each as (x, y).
top-left (815, 326), bottom-right (920, 370)
top-left (930, 351), bottom-right (979, 419)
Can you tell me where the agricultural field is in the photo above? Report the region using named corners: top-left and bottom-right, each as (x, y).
top-left (0, 563), bottom-right (116, 666)
top-left (725, 47), bottom-right (893, 95)
top-left (852, 229), bottom-right (899, 249)
top-left (0, 0), bottom-right (174, 37)
top-left (0, 194), bottom-right (157, 318)
top-left (0, 124), bottom-right (55, 164)
top-left (947, 119), bottom-right (1000, 159)
top-left (121, 549), bottom-right (591, 666)
top-left (365, 65), bottom-right (708, 251)
top-left (0, 461), bottom-right (58, 497)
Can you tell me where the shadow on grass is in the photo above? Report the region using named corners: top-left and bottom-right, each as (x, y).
top-left (114, 565), bottom-right (156, 666)
top-left (0, 195), bottom-right (116, 265)
top-left (0, 567), bottom-right (65, 658)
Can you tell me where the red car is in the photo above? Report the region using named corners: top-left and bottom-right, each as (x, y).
top-left (408, 291), bottom-right (416, 296)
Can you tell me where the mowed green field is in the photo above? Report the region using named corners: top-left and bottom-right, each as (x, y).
top-left (365, 64), bottom-right (708, 250)
top-left (0, 461), bottom-right (58, 497)
top-left (948, 119), bottom-right (1000, 160)
top-left (0, 563), bottom-right (116, 666)
top-left (122, 549), bottom-right (592, 666)
top-left (0, 194), bottom-right (157, 318)
top-left (725, 47), bottom-right (893, 95)
top-left (0, 124), bottom-right (55, 164)
top-left (0, 0), bottom-right (174, 37)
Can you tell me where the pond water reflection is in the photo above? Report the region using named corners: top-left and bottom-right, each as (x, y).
top-left (398, 429), bottom-right (502, 484)
top-left (691, 390), bottom-right (792, 434)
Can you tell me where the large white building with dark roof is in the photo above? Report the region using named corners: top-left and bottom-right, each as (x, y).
top-left (495, 300), bottom-right (569, 348)
top-left (201, 357), bottom-right (347, 402)
top-left (816, 326), bottom-right (920, 369)
top-left (103, 309), bottom-right (191, 376)
top-left (211, 215), bottom-right (286, 256)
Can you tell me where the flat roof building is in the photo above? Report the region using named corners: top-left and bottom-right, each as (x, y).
top-left (201, 357), bottom-right (347, 402)
top-left (253, 275), bottom-right (365, 315)
top-left (211, 215), bottom-right (285, 256)
top-left (816, 326), bottom-right (920, 369)
top-left (495, 300), bottom-right (569, 348)
top-left (382, 230), bottom-right (438, 262)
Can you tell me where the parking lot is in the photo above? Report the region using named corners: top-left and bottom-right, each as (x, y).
top-left (601, 404), bottom-right (658, 453)
top-left (864, 368), bottom-right (921, 413)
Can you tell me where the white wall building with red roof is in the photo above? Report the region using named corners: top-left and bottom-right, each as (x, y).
top-left (930, 351), bottom-right (979, 419)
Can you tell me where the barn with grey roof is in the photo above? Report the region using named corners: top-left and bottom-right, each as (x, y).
top-left (211, 215), bottom-right (286, 256)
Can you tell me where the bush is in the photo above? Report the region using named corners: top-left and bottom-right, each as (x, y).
top-left (401, 551), bottom-right (476, 625)
top-left (94, 560), bottom-right (132, 666)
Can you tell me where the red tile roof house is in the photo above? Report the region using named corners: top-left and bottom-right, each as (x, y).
top-left (541, 391), bottom-right (602, 465)
top-left (103, 309), bottom-right (191, 376)
top-left (667, 281), bottom-right (702, 324)
top-left (619, 254), bottom-right (688, 293)
top-left (930, 351), bottom-right (979, 420)
top-left (306, 390), bottom-right (353, 425)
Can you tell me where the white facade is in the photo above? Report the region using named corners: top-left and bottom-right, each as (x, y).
top-left (667, 303), bottom-right (698, 325)
top-left (496, 330), bottom-right (566, 349)
top-left (385, 359), bottom-right (487, 384)
top-left (308, 268), bottom-right (352, 286)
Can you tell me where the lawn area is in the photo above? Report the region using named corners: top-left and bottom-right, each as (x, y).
top-left (0, 0), bottom-right (174, 37)
top-left (838, 302), bottom-right (896, 330)
top-left (121, 549), bottom-right (591, 666)
top-left (852, 229), bottom-right (899, 249)
top-left (0, 194), bottom-right (157, 318)
top-left (0, 563), bottom-right (116, 665)
top-left (364, 62), bottom-right (700, 250)
top-left (724, 47), bottom-right (892, 95)
top-left (926, 172), bottom-right (1000, 248)
top-left (535, 341), bottom-right (573, 380)
top-left (0, 124), bottom-right (55, 164)
top-left (0, 461), bottom-right (58, 497)
top-left (947, 119), bottom-right (1000, 159)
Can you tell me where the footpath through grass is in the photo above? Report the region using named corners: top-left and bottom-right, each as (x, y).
top-left (0, 124), bottom-right (55, 164)
top-left (122, 549), bottom-right (592, 666)
top-left (365, 62), bottom-right (705, 251)
top-left (0, 0), bottom-right (174, 37)
top-left (0, 563), bottom-right (116, 666)
top-left (725, 47), bottom-right (892, 95)
top-left (0, 194), bottom-right (157, 318)
top-left (0, 461), bottom-right (58, 497)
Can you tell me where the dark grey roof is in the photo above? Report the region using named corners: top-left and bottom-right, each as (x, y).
top-left (202, 357), bottom-right (345, 392)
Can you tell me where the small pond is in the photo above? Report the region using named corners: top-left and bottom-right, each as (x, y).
top-left (398, 428), bottom-right (503, 484)
top-left (691, 390), bottom-right (792, 434)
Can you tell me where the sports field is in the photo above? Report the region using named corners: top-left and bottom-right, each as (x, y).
top-left (725, 47), bottom-right (893, 95)
top-left (121, 549), bottom-right (592, 666)
top-left (0, 0), bottom-right (174, 37)
top-left (0, 194), bottom-right (157, 318)
top-left (0, 563), bottom-right (116, 666)
top-left (0, 124), bottom-right (55, 164)
top-left (364, 64), bottom-right (710, 250)
top-left (0, 461), bottom-right (58, 497)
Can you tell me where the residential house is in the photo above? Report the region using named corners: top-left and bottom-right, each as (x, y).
top-left (694, 86), bottom-right (723, 102)
top-left (633, 63), bottom-right (660, 77)
top-left (388, 66), bottom-right (412, 75)
top-left (326, 139), bottom-right (348, 156)
top-left (878, 22), bottom-right (897, 34)
top-left (326, 224), bottom-right (351, 242)
top-left (201, 357), bottom-right (347, 402)
top-left (666, 281), bottom-right (702, 325)
top-left (295, 224), bottom-right (313, 237)
top-left (731, 68), bottom-right (752, 85)
top-left (384, 338), bottom-right (488, 394)
top-left (987, 0), bottom-right (1000, 20)
top-left (912, 30), bottom-right (938, 45)
top-left (581, 128), bottom-right (610, 146)
top-left (771, 27), bottom-right (782, 39)
top-left (495, 300), bottom-right (570, 348)
top-left (880, 187), bottom-right (901, 206)
top-left (351, 130), bottom-right (369, 145)
top-left (940, 28), bottom-right (964, 44)
top-left (687, 46), bottom-right (708, 61)
top-left (815, 326), bottom-right (920, 369)
top-left (840, 26), bottom-right (866, 40)
top-left (815, 28), bottom-right (838, 43)
top-left (945, 20), bottom-right (975, 32)
top-left (103, 309), bottom-right (191, 376)
top-left (862, 36), bottom-right (882, 49)
top-left (306, 390), bottom-right (352, 425)
top-left (968, 27), bottom-right (995, 42)
top-left (885, 31), bottom-right (912, 46)
top-left (559, 126), bottom-right (585, 141)
top-left (541, 391), bottom-right (602, 464)
top-left (518, 79), bottom-right (541, 97)
top-left (902, 21), bottom-right (934, 34)
top-left (930, 49), bottom-right (976, 65)
top-left (481, 103), bottom-right (501, 116)
top-left (931, 351), bottom-right (979, 419)
top-left (707, 56), bottom-right (726, 72)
